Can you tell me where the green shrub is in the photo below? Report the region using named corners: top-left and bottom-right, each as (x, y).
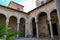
top-left (0, 24), bottom-right (21, 40)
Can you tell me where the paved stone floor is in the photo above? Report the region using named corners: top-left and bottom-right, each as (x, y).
top-left (15, 38), bottom-right (60, 40)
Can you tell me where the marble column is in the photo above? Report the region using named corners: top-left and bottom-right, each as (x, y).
top-left (25, 22), bottom-right (27, 37)
top-left (5, 17), bottom-right (9, 38)
top-left (25, 21), bottom-right (34, 37)
top-left (48, 20), bottom-right (53, 38)
top-left (25, 22), bottom-right (28, 37)
top-left (35, 19), bottom-right (39, 38)
top-left (6, 18), bottom-right (9, 28)
top-left (17, 19), bottom-right (20, 37)
top-left (47, 14), bottom-right (53, 38)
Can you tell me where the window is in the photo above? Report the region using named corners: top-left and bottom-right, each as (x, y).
top-left (46, 0), bottom-right (50, 2)
top-left (41, 1), bottom-right (44, 5)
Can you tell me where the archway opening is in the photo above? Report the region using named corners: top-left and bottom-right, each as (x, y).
top-left (0, 14), bottom-right (6, 24)
top-left (8, 16), bottom-right (17, 32)
top-left (50, 10), bottom-right (58, 36)
top-left (19, 18), bottom-right (25, 37)
top-left (32, 18), bottom-right (36, 37)
top-left (38, 12), bottom-right (48, 37)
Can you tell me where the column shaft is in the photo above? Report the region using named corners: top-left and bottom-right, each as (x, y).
top-left (47, 14), bottom-right (53, 38)
top-left (17, 23), bottom-right (19, 37)
top-left (5, 18), bottom-right (9, 38)
top-left (36, 22), bottom-right (39, 38)
top-left (25, 22), bottom-right (29, 37)
top-left (35, 18), bottom-right (39, 38)
top-left (17, 19), bottom-right (20, 37)
top-left (6, 18), bottom-right (9, 28)
top-left (49, 20), bottom-right (53, 38)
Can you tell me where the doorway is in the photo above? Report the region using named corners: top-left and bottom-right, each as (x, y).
top-left (52, 23), bottom-right (58, 36)
top-left (48, 24), bottom-right (51, 35)
top-left (33, 28), bottom-right (36, 37)
top-left (48, 23), bottom-right (58, 36)
top-left (32, 18), bottom-right (36, 37)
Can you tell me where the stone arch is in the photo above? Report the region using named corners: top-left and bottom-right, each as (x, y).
top-left (37, 12), bottom-right (47, 18)
top-left (19, 18), bottom-right (25, 37)
top-left (0, 14), bottom-right (6, 24)
top-left (50, 9), bottom-right (59, 36)
top-left (50, 9), bottom-right (57, 14)
top-left (37, 12), bottom-right (49, 37)
top-left (8, 16), bottom-right (17, 31)
top-left (31, 18), bottom-right (36, 37)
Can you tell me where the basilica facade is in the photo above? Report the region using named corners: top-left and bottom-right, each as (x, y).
top-left (0, 0), bottom-right (60, 39)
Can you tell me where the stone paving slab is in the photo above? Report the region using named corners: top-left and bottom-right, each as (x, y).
top-left (15, 38), bottom-right (60, 40)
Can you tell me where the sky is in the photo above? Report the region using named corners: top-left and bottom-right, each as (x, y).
top-left (0, 0), bottom-right (36, 12)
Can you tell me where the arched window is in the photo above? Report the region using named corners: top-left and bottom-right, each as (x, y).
top-left (19, 18), bottom-right (25, 37)
top-left (0, 14), bottom-right (6, 24)
top-left (38, 12), bottom-right (49, 37)
top-left (32, 18), bottom-right (36, 37)
top-left (9, 16), bottom-right (17, 31)
top-left (50, 9), bottom-right (58, 36)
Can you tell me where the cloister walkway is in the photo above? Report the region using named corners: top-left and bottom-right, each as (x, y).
top-left (15, 37), bottom-right (60, 40)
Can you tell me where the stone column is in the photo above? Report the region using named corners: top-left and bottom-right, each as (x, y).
top-left (17, 19), bottom-right (20, 37)
top-left (5, 17), bottom-right (9, 38)
top-left (6, 17), bottom-right (9, 33)
top-left (47, 14), bottom-right (53, 38)
top-left (6, 18), bottom-right (9, 28)
top-left (35, 18), bottom-right (39, 38)
top-left (55, 0), bottom-right (60, 25)
top-left (25, 22), bottom-right (28, 37)
top-left (48, 20), bottom-right (53, 38)
top-left (25, 22), bottom-right (32, 37)
top-left (30, 22), bottom-right (33, 37)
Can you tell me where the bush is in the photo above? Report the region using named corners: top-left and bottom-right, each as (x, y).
top-left (0, 24), bottom-right (21, 40)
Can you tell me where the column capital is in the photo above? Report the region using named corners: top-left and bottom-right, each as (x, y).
top-left (47, 14), bottom-right (51, 21)
top-left (6, 18), bottom-right (9, 23)
top-left (30, 22), bottom-right (32, 24)
top-left (47, 19), bottom-right (51, 21)
top-left (35, 22), bottom-right (38, 24)
top-left (17, 22), bottom-right (20, 24)
top-left (26, 23), bottom-right (28, 24)
top-left (17, 20), bottom-right (20, 23)
top-left (35, 19), bottom-right (38, 23)
top-left (25, 22), bottom-right (28, 24)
